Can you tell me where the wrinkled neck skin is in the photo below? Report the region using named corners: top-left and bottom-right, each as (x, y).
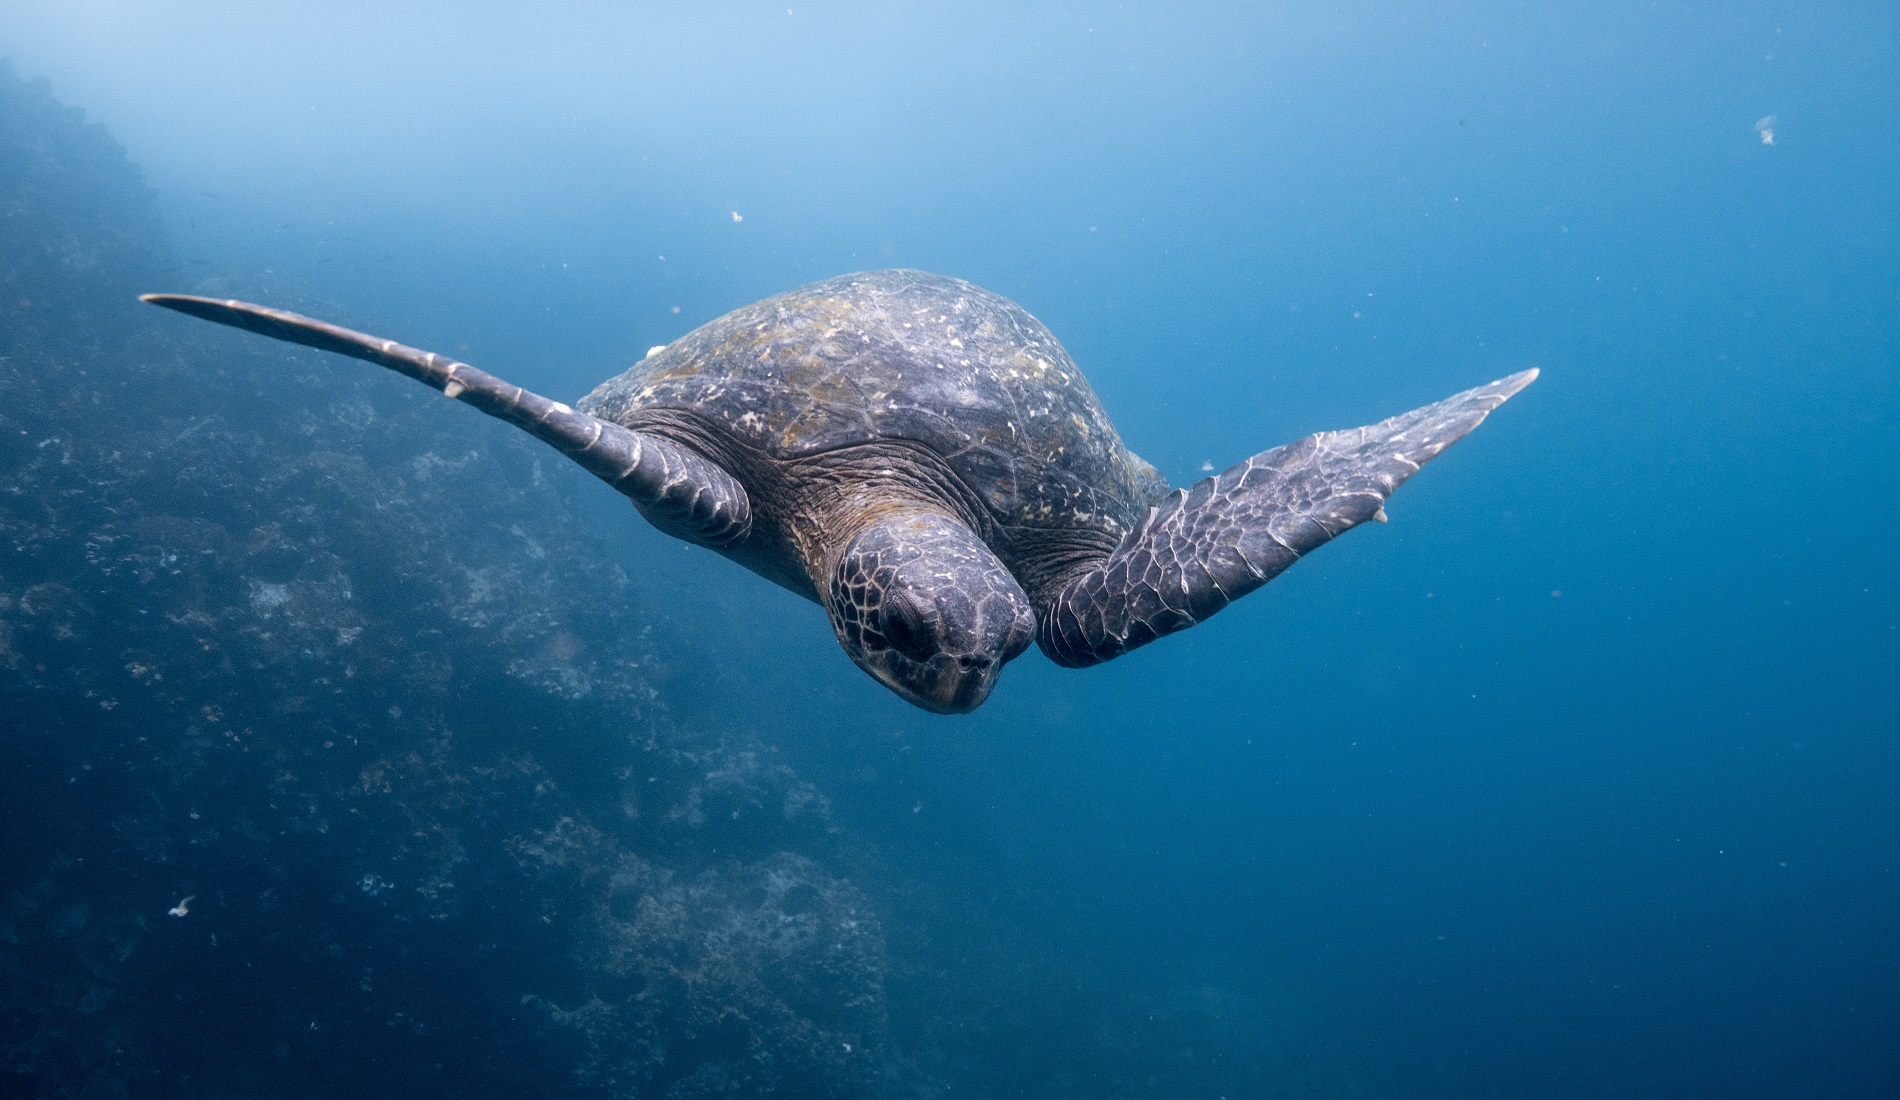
top-left (781, 442), bottom-right (989, 590)
top-left (792, 449), bottom-right (1035, 713)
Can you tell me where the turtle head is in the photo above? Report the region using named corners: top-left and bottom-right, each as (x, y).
top-left (825, 512), bottom-right (1035, 713)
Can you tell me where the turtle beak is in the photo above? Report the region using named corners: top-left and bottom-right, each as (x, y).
top-left (921, 655), bottom-right (1002, 715)
top-left (903, 600), bottom-right (1032, 713)
top-left (867, 652), bottom-right (1004, 715)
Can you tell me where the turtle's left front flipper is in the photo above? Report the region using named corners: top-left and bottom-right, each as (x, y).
top-left (141, 294), bottom-right (751, 547)
top-left (1038, 369), bottom-right (1537, 667)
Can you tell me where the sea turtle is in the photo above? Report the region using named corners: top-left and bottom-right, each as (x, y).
top-left (143, 270), bottom-right (1534, 713)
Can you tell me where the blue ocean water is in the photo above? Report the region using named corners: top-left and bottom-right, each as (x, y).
top-left (2, 2), bottom-right (1894, 1097)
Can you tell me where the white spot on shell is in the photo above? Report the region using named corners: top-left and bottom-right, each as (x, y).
top-left (442, 380), bottom-right (466, 399)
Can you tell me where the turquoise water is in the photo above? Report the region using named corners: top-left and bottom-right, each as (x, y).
top-left (2, 3), bottom-right (1895, 1096)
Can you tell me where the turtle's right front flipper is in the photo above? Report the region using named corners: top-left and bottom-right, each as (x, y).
top-left (1037, 369), bottom-right (1537, 667)
top-left (141, 294), bottom-right (751, 547)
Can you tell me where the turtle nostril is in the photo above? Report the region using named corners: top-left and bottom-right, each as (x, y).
top-left (957, 655), bottom-right (990, 672)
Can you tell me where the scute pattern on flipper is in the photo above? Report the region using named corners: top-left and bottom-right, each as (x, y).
top-left (1041, 370), bottom-right (1537, 666)
top-left (579, 270), bottom-right (1166, 535)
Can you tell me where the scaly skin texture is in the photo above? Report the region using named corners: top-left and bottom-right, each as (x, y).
top-left (826, 511), bottom-right (1034, 714)
top-left (1038, 369), bottom-right (1539, 667)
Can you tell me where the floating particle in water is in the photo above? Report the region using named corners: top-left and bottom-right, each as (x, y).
top-left (731, 210), bottom-right (744, 223)
top-left (1755, 114), bottom-right (1777, 145)
top-left (168, 895), bottom-right (194, 917)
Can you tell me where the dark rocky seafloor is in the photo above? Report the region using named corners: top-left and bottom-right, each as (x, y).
top-left (0, 63), bottom-right (890, 1099)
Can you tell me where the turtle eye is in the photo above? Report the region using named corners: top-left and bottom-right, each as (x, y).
top-left (880, 594), bottom-right (935, 662)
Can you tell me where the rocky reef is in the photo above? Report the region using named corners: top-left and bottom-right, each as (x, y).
top-left (0, 62), bottom-right (892, 1099)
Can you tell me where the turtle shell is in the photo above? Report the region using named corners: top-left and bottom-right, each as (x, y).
top-left (579, 270), bottom-right (1167, 537)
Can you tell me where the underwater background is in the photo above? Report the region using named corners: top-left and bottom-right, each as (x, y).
top-left (1, 2), bottom-right (1894, 1097)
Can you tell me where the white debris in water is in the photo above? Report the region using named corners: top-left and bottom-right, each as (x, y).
top-left (731, 210), bottom-right (744, 222)
top-left (168, 895), bottom-right (194, 917)
top-left (1755, 114), bottom-right (1777, 145)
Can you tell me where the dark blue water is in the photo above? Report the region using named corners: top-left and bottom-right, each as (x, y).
top-left (3, 3), bottom-right (1895, 1097)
